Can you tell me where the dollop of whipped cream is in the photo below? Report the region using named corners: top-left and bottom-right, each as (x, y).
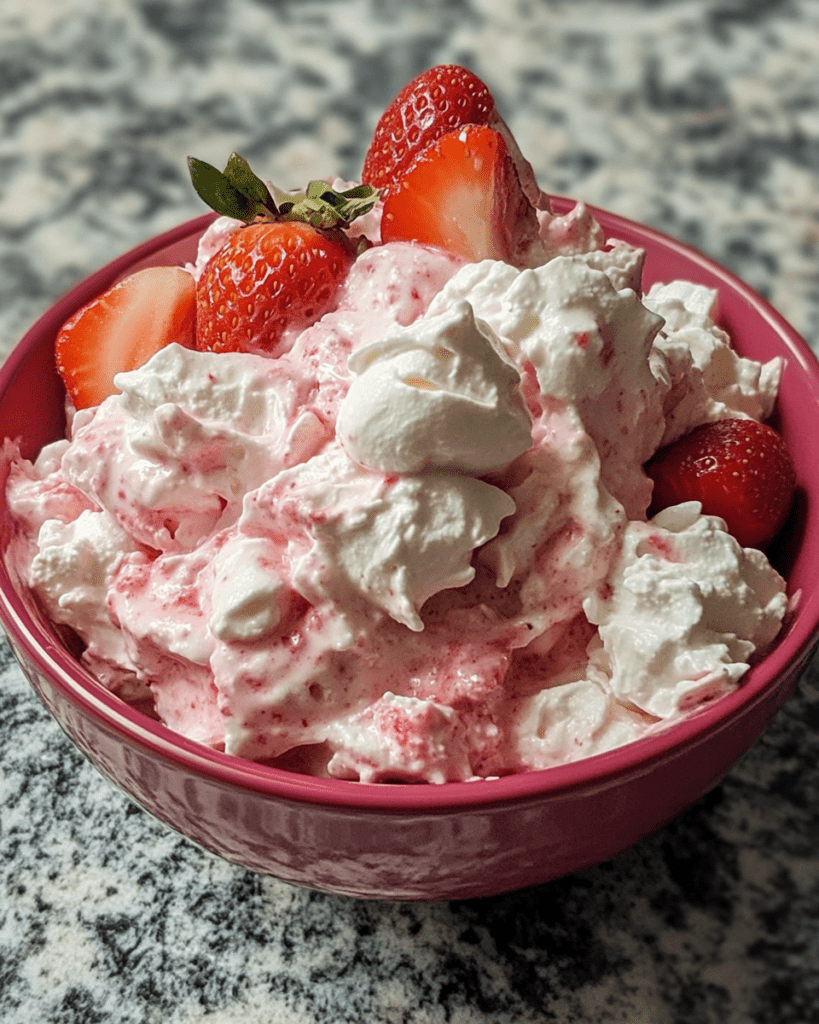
top-left (583, 501), bottom-right (788, 718)
top-left (241, 445), bottom-right (516, 633)
top-left (60, 343), bottom-right (327, 553)
top-left (28, 509), bottom-right (145, 696)
top-left (336, 299), bottom-right (532, 475)
top-left (424, 255), bottom-right (667, 519)
top-left (645, 280), bottom-right (782, 446)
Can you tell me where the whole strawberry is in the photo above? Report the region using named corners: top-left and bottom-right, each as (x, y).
top-left (362, 64), bottom-right (545, 209)
top-left (645, 418), bottom-right (796, 549)
top-left (189, 154), bottom-right (378, 356)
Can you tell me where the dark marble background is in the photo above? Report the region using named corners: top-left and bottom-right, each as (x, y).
top-left (2, 1), bottom-right (819, 1022)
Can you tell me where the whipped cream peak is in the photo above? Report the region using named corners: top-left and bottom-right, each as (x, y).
top-left (337, 298), bottom-right (532, 475)
top-left (583, 503), bottom-right (788, 718)
top-left (243, 445), bottom-right (516, 633)
top-left (113, 343), bottom-right (304, 437)
top-left (645, 281), bottom-right (782, 446)
top-left (208, 535), bottom-right (291, 643)
top-left (60, 344), bottom-right (329, 554)
top-left (426, 255), bottom-right (667, 518)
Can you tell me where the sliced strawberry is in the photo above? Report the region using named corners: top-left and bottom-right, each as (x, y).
top-left (188, 154), bottom-right (378, 356)
top-left (380, 124), bottom-right (543, 268)
top-left (363, 65), bottom-right (493, 195)
top-left (645, 418), bottom-right (796, 549)
top-left (55, 266), bottom-right (196, 409)
top-left (362, 64), bottom-right (545, 209)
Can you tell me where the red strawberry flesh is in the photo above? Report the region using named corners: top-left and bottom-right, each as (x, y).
top-left (195, 220), bottom-right (355, 357)
top-left (380, 124), bottom-right (542, 268)
top-left (646, 417), bottom-right (796, 549)
top-left (362, 63), bottom-right (546, 209)
top-left (363, 65), bottom-right (494, 195)
top-left (55, 266), bottom-right (196, 410)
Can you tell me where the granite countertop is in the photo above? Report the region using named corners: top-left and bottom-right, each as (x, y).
top-left (3, 1), bottom-right (819, 1021)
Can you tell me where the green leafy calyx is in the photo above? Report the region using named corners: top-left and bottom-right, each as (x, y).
top-left (187, 153), bottom-right (379, 233)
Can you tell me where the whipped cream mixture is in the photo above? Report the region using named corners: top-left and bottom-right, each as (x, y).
top-left (4, 200), bottom-right (789, 782)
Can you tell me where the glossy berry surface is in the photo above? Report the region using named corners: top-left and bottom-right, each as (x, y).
top-left (380, 124), bottom-right (540, 268)
top-left (646, 417), bottom-right (796, 549)
top-left (55, 266), bottom-right (196, 409)
top-left (195, 221), bottom-right (353, 356)
top-left (362, 64), bottom-right (495, 199)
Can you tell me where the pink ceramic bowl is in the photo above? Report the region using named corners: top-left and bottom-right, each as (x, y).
top-left (2, 201), bottom-right (819, 901)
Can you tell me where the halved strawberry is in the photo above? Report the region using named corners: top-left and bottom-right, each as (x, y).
top-left (645, 417), bottom-right (796, 549)
top-left (55, 266), bottom-right (196, 409)
top-left (362, 64), bottom-right (545, 209)
top-left (380, 124), bottom-right (543, 268)
top-left (188, 154), bottom-right (378, 356)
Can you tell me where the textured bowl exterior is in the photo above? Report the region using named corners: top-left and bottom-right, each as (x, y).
top-left (2, 203), bottom-right (819, 901)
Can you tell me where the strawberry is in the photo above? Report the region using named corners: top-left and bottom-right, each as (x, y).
top-left (188, 153), bottom-right (378, 356)
top-left (362, 64), bottom-right (545, 209)
top-left (195, 219), bottom-right (354, 357)
top-left (379, 124), bottom-right (543, 268)
top-left (645, 418), bottom-right (796, 549)
top-left (55, 266), bottom-right (196, 410)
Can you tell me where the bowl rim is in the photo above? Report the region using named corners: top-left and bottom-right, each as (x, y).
top-left (2, 201), bottom-right (819, 813)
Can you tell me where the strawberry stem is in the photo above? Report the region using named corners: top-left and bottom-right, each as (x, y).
top-left (188, 152), bottom-right (379, 230)
top-left (187, 154), bottom-right (276, 222)
top-left (223, 152), bottom-right (277, 211)
top-left (274, 180), bottom-right (380, 230)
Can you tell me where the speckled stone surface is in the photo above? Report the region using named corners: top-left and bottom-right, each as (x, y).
top-left (2, 1), bottom-right (819, 1021)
